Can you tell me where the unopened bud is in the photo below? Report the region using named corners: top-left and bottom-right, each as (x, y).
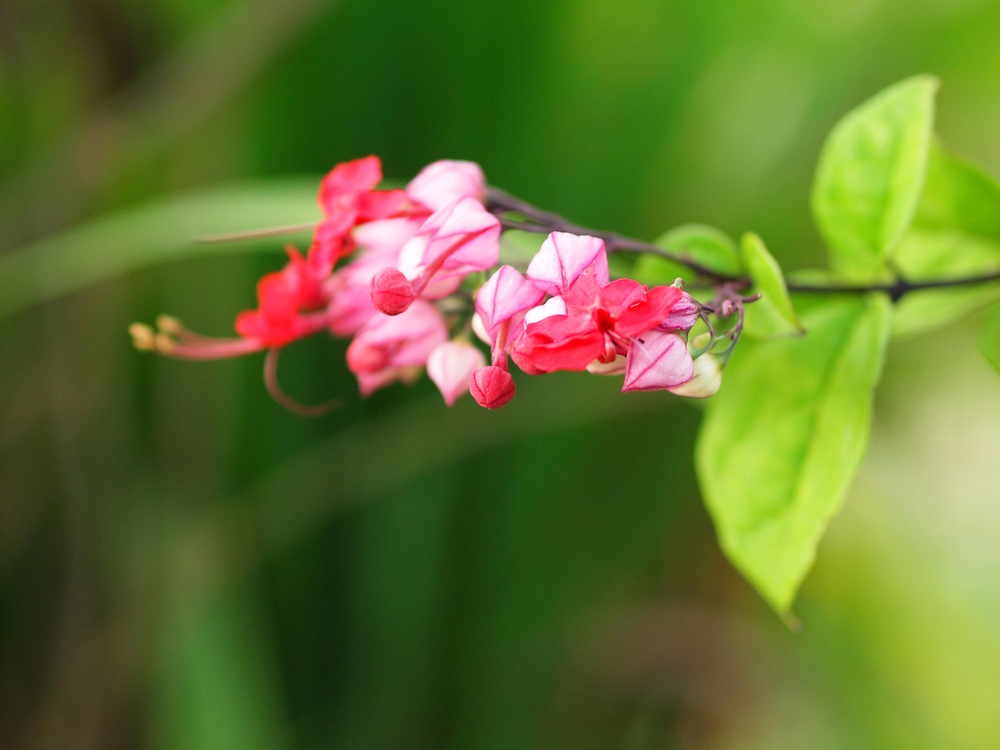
top-left (667, 352), bottom-right (723, 398)
top-left (129, 323), bottom-right (156, 351)
top-left (470, 366), bottom-right (515, 409)
top-left (346, 339), bottom-right (388, 373)
top-left (370, 267), bottom-right (415, 315)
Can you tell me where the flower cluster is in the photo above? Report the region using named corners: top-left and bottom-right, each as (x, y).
top-left (131, 156), bottom-right (723, 411)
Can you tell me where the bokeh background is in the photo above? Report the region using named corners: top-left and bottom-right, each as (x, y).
top-left (3, 0), bottom-right (1000, 748)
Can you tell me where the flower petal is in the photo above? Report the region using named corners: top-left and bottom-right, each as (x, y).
top-left (622, 330), bottom-right (694, 391)
top-left (406, 160), bottom-right (485, 212)
top-left (427, 340), bottom-right (486, 406)
top-left (526, 232), bottom-right (606, 296)
top-left (475, 265), bottom-right (546, 334)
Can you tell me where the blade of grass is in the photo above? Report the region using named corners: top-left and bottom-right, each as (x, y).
top-left (0, 179), bottom-right (320, 320)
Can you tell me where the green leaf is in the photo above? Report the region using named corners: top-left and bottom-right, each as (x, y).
top-left (696, 294), bottom-right (892, 615)
top-left (0, 179), bottom-right (321, 320)
top-left (812, 75), bottom-right (938, 280)
top-left (740, 232), bottom-right (803, 337)
top-left (633, 224), bottom-right (741, 286)
top-left (892, 141), bottom-right (1000, 336)
top-left (979, 302), bottom-right (1000, 375)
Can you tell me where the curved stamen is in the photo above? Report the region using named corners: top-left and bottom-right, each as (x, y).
top-left (263, 347), bottom-right (340, 417)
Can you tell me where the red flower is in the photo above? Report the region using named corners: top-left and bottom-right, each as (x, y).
top-left (234, 247), bottom-right (329, 347)
top-left (309, 156), bottom-right (412, 278)
top-left (511, 273), bottom-right (684, 373)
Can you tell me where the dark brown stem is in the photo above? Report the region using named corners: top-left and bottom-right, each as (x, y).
top-left (486, 185), bottom-right (1000, 302)
top-left (486, 186), bottom-right (732, 282)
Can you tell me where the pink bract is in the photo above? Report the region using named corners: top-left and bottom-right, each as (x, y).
top-left (622, 330), bottom-right (694, 392)
top-left (526, 231), bottom-right (609, 297)
top-left (427, 341), bottom-right (486, 406)
top-left (406, 160), bottom-right (485, 212)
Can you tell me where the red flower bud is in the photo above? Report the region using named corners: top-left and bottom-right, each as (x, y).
top-left (470, 366), bottom-right (515, 409)
top-left (370, 267), bottom-right (415, 315)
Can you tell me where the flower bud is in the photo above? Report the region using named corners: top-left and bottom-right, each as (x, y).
top-left (470, 366), bottom-right (515, 409)
top-left (667, 352), bottom-right (723, 398)
top-left (346, 339), bottom-right (389, 373)
top-left (370, 267), bottom-right (415, 315)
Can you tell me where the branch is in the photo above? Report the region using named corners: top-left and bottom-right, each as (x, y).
top-left (485, 187), bottom-right (732, 282)
top-left (486, 185), bottom-right (1000, 301)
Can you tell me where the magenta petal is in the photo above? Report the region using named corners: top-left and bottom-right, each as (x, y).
top-left (475, 265), bottom-right (546, 334)
top-left (622, 331), bottom-right (694, 392)
top-left (526, 232), bottom-right (606, 296)
top-left (658, 291), bottom-right (701, 332)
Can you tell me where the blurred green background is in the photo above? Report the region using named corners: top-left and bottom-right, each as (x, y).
top-left (3, 0), bottom-right (1000, 747)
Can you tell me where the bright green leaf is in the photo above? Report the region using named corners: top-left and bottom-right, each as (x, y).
top-left (892, 141), bottom-right (1000, 336)
top-left (696, 295), bottom-right (892, 616)
top-left (740, 231), bottom-right (803, 337)
top-left (0, 179), bottom-right (321, 320)
top-left (979, 302), bottom-right (1000, 375)
top-left (633, 224), bottom-right (741, 286)
top-left (812, 75), bottom-right (938, 280)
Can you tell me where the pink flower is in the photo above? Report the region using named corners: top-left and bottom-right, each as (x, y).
top-left (427, 341), bottom-right (486, 405)
top-left (525, 231), bottom-right (609, 296)
top-left (511, 272), bottom-right (686, 374)
top-left (622, 330), bottom-right (694, 392)
top-left (406, 160), bottom-right (485, 212)
top-left (475, 265), bottom-right (546, 341)
top-left (370, 197), bottom-right (500, 315)
top-left (309, 156), bottom-right (414, 278)
top-left (345, 300), bottom-right (448, 395)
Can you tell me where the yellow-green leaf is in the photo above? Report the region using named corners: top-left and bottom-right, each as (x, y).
top-left (696, 295), bottom-right (892, 616)
top-left (740, 232), bottom-right (803, 337)
top-left (812, 75), bottom-right (938, 280)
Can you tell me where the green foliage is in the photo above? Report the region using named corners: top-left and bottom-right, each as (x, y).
top-left (633, 223), bottom-right (741, 286)
top-left (740, 231), bottom-right (803, 337)
top-left (812, 75), bottom-right (938, 280)
top-left (696, 295), bottom-right (892, 615)
top-left (979, 302), bottom-right (1000, 375)
top-left (0, 180), bottom-right (319, 320)
top-left (892, 142), bottom-right (1000, 336)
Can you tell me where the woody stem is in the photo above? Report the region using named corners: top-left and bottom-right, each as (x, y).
top-left (485, 185), bottom-right (1000, 301)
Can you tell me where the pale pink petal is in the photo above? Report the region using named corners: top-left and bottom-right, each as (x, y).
top-left (526, 232), bottom-right (606, 296)
top-left (348, 300), bottom-right (448, 369)
top-left (406, 160), bottom-right (485, 212)
top-left (427, 340), bottom-right (487, 406)
top-left (471, 312), bottom-right (491, 344)
top-left (398, 197), bottom-right (501, 281)
top-left (523, 296), bottom-right (566, 325)
top-left (622, 331), bottom-right (694, 392)
top-left (352, 217), bottom-right (424, 255)
top-left (475, 265), bottom-right (546, 333)
top-left (356, 366), bottom-right (422, 397)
